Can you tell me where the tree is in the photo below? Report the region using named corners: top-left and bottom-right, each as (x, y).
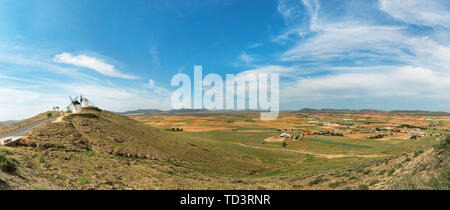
top-left (47, 112), bottom-right (53, 119)
top-left (282, 141), bottom-right (287, 148)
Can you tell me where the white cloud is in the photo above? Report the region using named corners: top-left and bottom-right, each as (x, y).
top-left (274, 0), bottom-right (319, 43)
top-left (53, 53), bottom-right (136, 79)
top-left (281, 66), bottom-right (450, 100)
top-left (0, 44), bottom-right (170, 120)
top-left (281, 24), bottom-right (408, 62)
top-left (150, 46), bottom-right (160, 67)
top-left (62, 83), bottom-right (171, 111)
top-left (0, 88), bottom-right (40, 103)
top-left (380, 0), bottom-right (450, 28)
top-left (248, 43), bottom-right (263, 49)
top-left (239, 65), bottom-right (295, 77)
top-left (268, 0), bottom-right (450, 110)
top-left (147, 79), bottom-right (170, 94)
top-left (0, 87), bottom-right (62, 121)
top-left (239, 52), bottom-right (255, 65)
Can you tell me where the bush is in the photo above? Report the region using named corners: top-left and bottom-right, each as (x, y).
top-left (358, 184), bottom-right (369, 190)
top-left (328, 181), bottom-right (344, 189)
top-left (282, 141), bottom-right (287, 148)
top-left (363, 169), bottom-right (372, 175)
top-left (369, 179), bottom-right (379, 186)
top-left (434, 136), bottom-right (449, 151)
top-left (47, 112), bottom-right (53, 118)
top-left (388, 168), bottom-right (395, 176)
top-left (309, 176), bottom-right (328, 186)
top-left (0, 152), bottom-right (18, 173)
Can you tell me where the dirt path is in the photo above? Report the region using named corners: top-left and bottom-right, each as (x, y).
top-left (53, 116), bottom-right (65, 123)
top-left (236, 143), bottom-right (388, 159)
top-left (264, 136), bottom-right (285, 143)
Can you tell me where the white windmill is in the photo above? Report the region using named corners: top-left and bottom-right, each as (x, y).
top-left (68, 96), bottom-right (82, 114)
top-left (80, 95), bottom-right (90, 108)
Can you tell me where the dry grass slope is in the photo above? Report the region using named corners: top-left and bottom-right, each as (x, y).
top-left (0, 109), bottom-right (448, 190)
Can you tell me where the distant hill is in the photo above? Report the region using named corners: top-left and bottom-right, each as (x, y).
top-left (121, 108), bottom-right (277, 115)
top-left (296, 108), bottom-right (383, 114)
top-left (119, 109), bottom-right (165, 115)
top-left (120, 108), bottom-right (450, 116)
top-left (295, 108), bottom-right (449, 116)
top-left (389, 110), bottom-right (450, 116)
top-left (0, 120), bottom-right (20, 124)
top-left (119, 109), bottom-right (212, 115)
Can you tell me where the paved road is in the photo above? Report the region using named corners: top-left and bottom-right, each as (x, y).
top-left (0, 119), bottom-right (49, 145)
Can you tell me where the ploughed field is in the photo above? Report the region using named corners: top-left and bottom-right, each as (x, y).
top-left (0, 109), bottom-right (448, 190)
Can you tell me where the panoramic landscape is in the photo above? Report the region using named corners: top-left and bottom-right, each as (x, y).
top-left (1, 107), bottom-right (449, 190)
top-left (1, 0), bottom-right (450, 191)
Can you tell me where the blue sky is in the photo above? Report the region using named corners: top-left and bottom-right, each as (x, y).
top-left (1, 0), bottom-right (450, 120)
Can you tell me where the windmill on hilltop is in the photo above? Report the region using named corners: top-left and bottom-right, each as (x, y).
top-left (68, 96), bottom-right (82, 113)
top-left (80, 95), bottom-right (90, 108)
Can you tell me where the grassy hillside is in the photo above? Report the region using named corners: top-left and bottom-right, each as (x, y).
top-left (0, 108), bottom-right (448, 190)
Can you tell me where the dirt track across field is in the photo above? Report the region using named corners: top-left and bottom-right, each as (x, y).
top-left (236, 143), bottom-right (388, 159)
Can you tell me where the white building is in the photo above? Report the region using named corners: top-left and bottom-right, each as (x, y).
top-left (72, 101), bottom-right (82, 113)
top-left (280, 133), bottom-right (291, 138)
top-left (81, 99), bottom-right (89, 108)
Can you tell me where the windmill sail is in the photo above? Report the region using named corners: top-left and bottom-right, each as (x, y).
top-left (68, 95), bottom-right (82, 113)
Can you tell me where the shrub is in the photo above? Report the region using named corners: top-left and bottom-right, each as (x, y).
top-left (282, 141), bottom-right (287, 148)
top-left (328, 181), bottom-right (344, 189)
top-left (369, 179), bottom-right (379, 186)
top-left (0, 152), bottom-right (18, 173)
top-left (434, 136), bottom-right (449, 151)
top-left (358, 184), bottom-right (369, 190)
top-left (76, 176), bottom-right (90, 185)
top-left (388, 168), bottom-right (395, 176)
top-left (47, 112), bottom-right (53, 118)
top-left (309, 176), bottom-right (326, 186)
top-left (378, 169), bottom-right (386, 175)
top-left (363, 169), bottom-right (372, 175)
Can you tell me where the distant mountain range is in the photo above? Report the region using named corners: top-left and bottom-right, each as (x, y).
top-left (119, 109), bottom-right (166, 115)
top-left (0, 120), bottom-right (21, 124)
top-left (295, 108), bottom-right (450, 116)
top-left (119, 108), bottom-right (450, 116)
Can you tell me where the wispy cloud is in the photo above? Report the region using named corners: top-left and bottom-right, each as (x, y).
top-left (147, 79), bottom-right (170, 94)
top-left (282, 66), bottom-right (450, 99)
top-left (247, 43), bottom-right (263, 49)
top-left (150, 46), bottom-right (160, 67)
top-left (239, 65), bottom-right (295, 77)
top-left (53, 53), bottom-right (137, 79)
top-left (60, 83), bottom-right (171, 111)
top-left (238, 52), bottom-right (256, 65)
top-left (267, 0), bottom-right (450, 110)
top-left (379, 0), bottom-right (450, 28)
top-left (0, 43), bottom-right (170, 120)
